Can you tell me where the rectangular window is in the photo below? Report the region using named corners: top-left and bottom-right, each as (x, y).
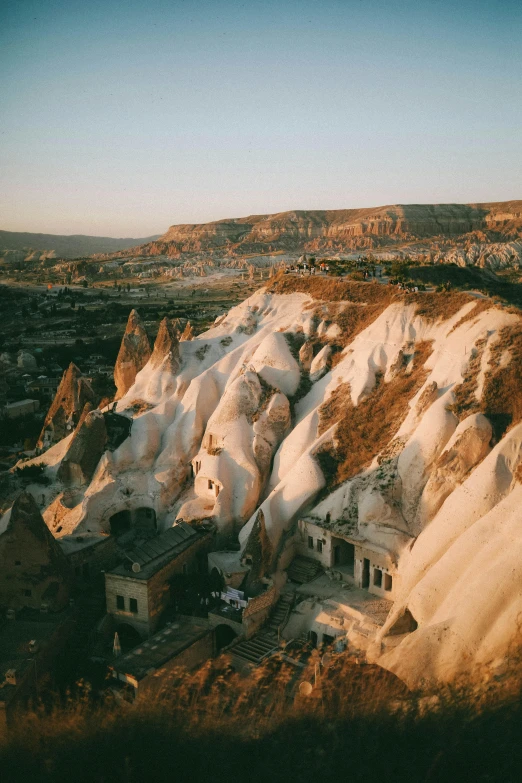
top-left (317, 540), bottom-right (323, 554)
top-left (308, 536), bottom-right (314, 549)
top-left (116, 594), bottom-right (125, 610)
top-left (373, 568), bottom-right (383, 588)
top-left (208, 479), bottom-right (213, 490)
top-left (384, 573), bottom-right (393, 591)
top-left (129, 598), bottom-right (138, 614)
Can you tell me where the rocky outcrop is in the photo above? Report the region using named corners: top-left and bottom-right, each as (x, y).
top-left (114, 309), bottom-right (151, 399)
top-left (180, 321), bottom-right (194, 341)
top-left (298, 341), bottom-right (314, 372)
top-left (38, 363), bottom-right (96, 449)
top-left (416, 413), bottom-right (492, 527)
top-left (149, 317), bottom-right (180, 374)
top-left (57, 406), bottom-right (107, 487)
top-left (310, 344), bottom-right (331, 381)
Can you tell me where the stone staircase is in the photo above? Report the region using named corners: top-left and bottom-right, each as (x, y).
top-left (229, 633), bottom-right (279, 669)
top-left (287, 556), bottom-right (323, 584)
top-left (265, 592), bottom-right (295, 636)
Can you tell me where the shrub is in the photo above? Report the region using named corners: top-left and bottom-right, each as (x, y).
top-left (14, 462), bottom-right (49, 484)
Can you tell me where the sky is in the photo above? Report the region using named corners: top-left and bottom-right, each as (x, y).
top-left (1, 0), bottom-right (521, 237)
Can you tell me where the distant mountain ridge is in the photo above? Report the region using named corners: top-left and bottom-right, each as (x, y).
top-left (134, 200), bottom-right (522, 257)
top-left (0, 230), bottom-right (161, 260)
top-left (3, 200), bottom-right (522, 262)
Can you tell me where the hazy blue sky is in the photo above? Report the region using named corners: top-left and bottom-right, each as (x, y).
top-left (1, 0), bottom-right (521, 236)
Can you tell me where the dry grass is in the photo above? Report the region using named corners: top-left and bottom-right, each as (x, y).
top-left (316, 341), bottom-right (433, 487)
top-left (449, 298), bottom-right (497, 334)
top-left (267, 275), bottom-right (399, 305)
top-left (128, 398), bottom-right (155, 415)
top-left (2, 643), bottom-right (522, 783)
top-left (447, 337), bottom-right (487, 419)
top-left (410, 290), bottom-right (474, 321)
top-left (268, 276), bottom-right (481, 343)
top-left (481, 323), bottom-right (522, 438)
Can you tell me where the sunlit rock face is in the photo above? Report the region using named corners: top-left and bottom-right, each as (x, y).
top-left (114, 309), bottom-right (151, 399)
top-left (37, 363), bottom-right (96, 448)
top-left (10, 277), bottom-right (522, 687)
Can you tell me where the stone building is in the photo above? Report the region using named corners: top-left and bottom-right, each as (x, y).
top-left (105, 522), bottom-right (211, 639)
top-left (296, 518), bottom-right (399, 600)
top-left (2, 399), bottom-right (39, 420)
top-left (0, 493), bottom-right (72, 613)
top-left (109, 615), bottom-right (214, 700)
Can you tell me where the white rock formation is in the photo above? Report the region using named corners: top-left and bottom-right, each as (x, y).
top-left (7, 283), bottom-right (522, 687)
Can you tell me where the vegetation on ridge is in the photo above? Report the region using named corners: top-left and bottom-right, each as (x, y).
top-left (316, 341), bottom-right (433, 488)
top-left (1, 645), bottom-right (521, 783)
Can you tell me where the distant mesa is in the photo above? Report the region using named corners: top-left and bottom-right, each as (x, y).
top-left (129, 200), bottom-right (522, 259)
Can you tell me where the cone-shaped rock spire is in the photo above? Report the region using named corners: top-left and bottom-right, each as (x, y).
top-left (149, 317), bottom-right (180, 374)
top-left (180, 321), bottom-right (194, 341)
top-left (114, 309), bottom-right (151, 399)
top-left (57, 404), bottom-right (108, 486)
top-left (38, 363), bottom-right (96, 448)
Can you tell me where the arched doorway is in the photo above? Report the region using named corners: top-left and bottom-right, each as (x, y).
top-left (109, 507), bottom-right (157, 537)
top-left (110, 509), bottom-right (132, 537)
top-left (214, 624), bottom-right (238, 652)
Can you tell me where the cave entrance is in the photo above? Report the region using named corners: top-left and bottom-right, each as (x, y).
top-left (332, 539), bottom-right (355, 575)
top-left (109, 507), bottom-right (157, 537)
top-left (214, 624), bottom-right (238, 652)
top-left (388, 609), bottom-right (418, 636)
top-left (110, 510), bottom-right (131, 537)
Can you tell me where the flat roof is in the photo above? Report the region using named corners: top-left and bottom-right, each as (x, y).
top-left (4, 399), bottom-right (39, 408)
top-left (111, 616), bottom-right (212, 682)
top-left (107, 522), bottom-right (202, 580)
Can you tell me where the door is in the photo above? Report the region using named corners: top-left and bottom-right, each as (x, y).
top-left (362, 558), bottom-right (370, 589)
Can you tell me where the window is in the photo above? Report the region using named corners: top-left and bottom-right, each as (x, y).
top-left (373, 568), bottom-right (383, 588)
top-left (384, 573), bottom-right (393, 592)
top-left (24, 589), bottom-right (32, 597)
top-left (116, 594), bottom-right (125, 610)
top-left (129, 598), bottom-right (138, 614)
top-left (308, 536), bottom-right (314, 550)
top-left (208, 479), bottom-right (214, 490)
top-left (317, 540), bottom-right (323, 554)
